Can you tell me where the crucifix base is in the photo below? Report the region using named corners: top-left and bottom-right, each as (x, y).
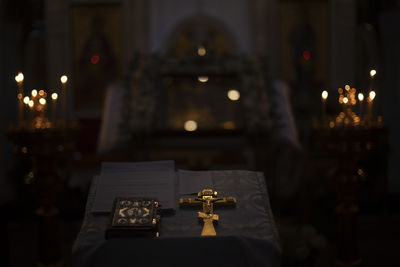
top-left (198, 212), bottom-right (219, 236)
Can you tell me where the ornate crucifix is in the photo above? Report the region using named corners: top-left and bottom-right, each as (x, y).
top-left (179, 189), bottom-right (236, 236)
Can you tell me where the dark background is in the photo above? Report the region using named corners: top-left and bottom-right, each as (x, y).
top-left (1, 0), bottom-right (399, 266)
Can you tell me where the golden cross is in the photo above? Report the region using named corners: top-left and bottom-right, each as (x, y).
top-left (179, 189), bottom-right (236, 236)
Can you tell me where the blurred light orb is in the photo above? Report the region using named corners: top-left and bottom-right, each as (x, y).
top-left (184, 120), bottom-right (198, 131)
top-left (227, 89), bottom-right (240, 101)
top-left (198, 76), bottom-right (208, 83)
top-left (197, 46), bottom-right (206, 56)
top-left (222, 121), bottom-right (235, 130)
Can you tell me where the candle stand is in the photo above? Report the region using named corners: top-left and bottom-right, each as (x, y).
top-left (313, 71), bottom-right (385, 266)
top-left (311, 119), bottom-right (388, 267)
top-left (7, 122), bottom-right (79, 266)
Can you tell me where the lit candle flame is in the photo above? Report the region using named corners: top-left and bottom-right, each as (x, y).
top-left (28, 100), bottom-right (34, 108)
top-left (51, 93), bottom-right (58, 100)
top-left (321, 90), bottom-right (328, 100)
top-left (31, 89), bottom-right (38, 97)
top-left (23, 96), bottom-right (30, 104)
top-left (60, 75), bottom-right (68, 84)
top-left (39, 90), bottom-right (45, 96)
top-left (370, 69), bottom-right (376, 78)
top-left (345, 85), bottom-right (350, 91)
top-left (369, 91), bottom-right (376, 101)
top-left (15, 72), bottom-right (24, 83)
top-left (343, 97), bottom-right (349, 104)
top-left (39, 98), bottom-right (46, 105)
top-left (358, 93), bottom-right (364, 101)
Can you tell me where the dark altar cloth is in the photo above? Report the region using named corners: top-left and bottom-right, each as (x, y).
top-left (72, 170), bottom-right (281, 267)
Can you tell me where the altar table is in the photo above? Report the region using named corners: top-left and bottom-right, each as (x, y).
top-left (72, 168), bottom-right (281, 267)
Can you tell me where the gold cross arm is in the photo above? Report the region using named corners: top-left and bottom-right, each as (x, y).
top-left (179, 197), bottom-right (237, 207)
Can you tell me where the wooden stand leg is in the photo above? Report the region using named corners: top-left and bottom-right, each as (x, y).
top-left (334, 204), bottom-right (361, 267)
top-left (37, 207), bottom-right (63, 267)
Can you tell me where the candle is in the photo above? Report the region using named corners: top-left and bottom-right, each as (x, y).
top-left (38, 97), bottom-right (46, 116)
top-left (367, 91), bottom-right (376, 122)
top-left (369, 69), bottom-right (376, 90)
top-left (38, 97), bottom-right (47, 122)
top-left (31, 89), bottom-right (38, 99)
top-left (15, 72), bottom-right (24, 123)
top-left (28, 100), bottom-right (34, 110)
top-left (30, 89), bottom-right (38, 119)
top-left (358, 93), bottom-right (364, 120)
top-left (321, 90), bottom-right (328, 124)
top-left (51, 93), bottom-right (58, 125)
top-left (23, 96), bottom-right (29, 122)
top-left (350, 88), bottom-right (357, 105)
top-left (60, 75), bottom-right (68, 121)
top-left (344, 85), bottom-right (351, 109)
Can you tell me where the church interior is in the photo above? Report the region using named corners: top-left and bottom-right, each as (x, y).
top-left (1, 0), bottom-right (400, 266)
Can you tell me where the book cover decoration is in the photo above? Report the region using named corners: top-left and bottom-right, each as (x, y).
top-left (106, 197), bottom-right (161, 239)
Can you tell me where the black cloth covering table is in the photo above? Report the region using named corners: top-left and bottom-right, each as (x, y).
top-left (72, 168), bottom-right (281, 267)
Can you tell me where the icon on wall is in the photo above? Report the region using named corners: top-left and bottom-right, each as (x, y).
top-left (71, 4), bottom-right (122, 111)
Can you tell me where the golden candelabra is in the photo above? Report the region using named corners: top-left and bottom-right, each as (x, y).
top-left (318, 70), bottom-right (382, 129)
top-left (13, 72), bottom-right (70, 130)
